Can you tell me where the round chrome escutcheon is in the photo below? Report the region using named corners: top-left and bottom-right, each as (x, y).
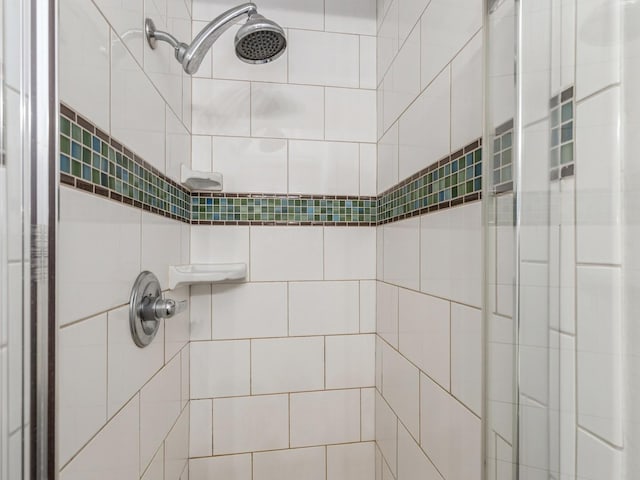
top-left (129, 271), bottom-right (162, 348)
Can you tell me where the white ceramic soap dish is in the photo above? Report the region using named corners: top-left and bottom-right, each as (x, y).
top-left (181, 165), bottom-right (223, 191)
top-left (168, 263), bottom-right (247, 290)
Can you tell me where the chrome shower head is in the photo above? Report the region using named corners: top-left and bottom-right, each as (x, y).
top-left (234, 14), bottom-right (287, 64)
top-left (145, 3), bottom-right (287, 75)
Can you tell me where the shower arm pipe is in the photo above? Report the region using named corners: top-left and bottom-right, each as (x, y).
top-left (146, 2), bottom-right (258, 74)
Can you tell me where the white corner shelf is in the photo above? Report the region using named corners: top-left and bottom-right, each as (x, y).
top-left (168, 263), bottom-right (247, 290)
top-left (181, 164), bottom-right (223, 191)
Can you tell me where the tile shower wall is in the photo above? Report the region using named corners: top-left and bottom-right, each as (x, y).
top-left (58, 0), bottom-right (192, 478)
top-left (187, 1), bottom-right (378, 479)
top-left (375, 1), bottom-right (483, 480)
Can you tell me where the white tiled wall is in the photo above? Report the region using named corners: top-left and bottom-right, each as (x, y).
top-left (375, 0), bottom-right (483, 479)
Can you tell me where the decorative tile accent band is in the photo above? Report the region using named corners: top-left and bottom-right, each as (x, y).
top-left (377, 139), bottom-right (483, 225)
top-left (58, 104), bottom-right (483, 227)
top-left (550, 86), bottom-right (575, 181)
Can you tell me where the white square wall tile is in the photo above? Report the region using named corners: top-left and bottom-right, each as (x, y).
top-left (250, 226), bottom-right (323, 281)
top-left (107, 305), bottom-right (164, 418)
top-left (212, 136), bottom-right (288, 193)
top-left (325, 0), bottom-right (376, 35)
top-left (383, 217), bottom-right (420, 290)
top-left (60, 0), bottom-right (110, 132)
top-left (190, 225), bottom-right (250, 266)
top-left (326, 88), bottom-right (377, 143)
top-left (289, 141), bottom-right (360, 196)
top-left (190, 340), bottom-right (250, 398)
top-left (140, 356), bottom-right (182, 473)
top-left (252, 83), bottom-right (324, 140)
top-left (189, 454), bottom-right (251, 480)
top-left (213, 395), bottom-right (289, 454)
top-left (378, 123), bottom-right (399, 193)
top-left (397, 423), bottom-right (442, 480)
top-left (251, 337), bottom-right (325, 394)
top-left (398, 0), bottom-right (429, 44)
top-left (577, 428), bottom-right (622, 480)
top-left (191, 135), bottom-right (212, 171)
top-left (360, 37), bottom-right (377, 90)
top-left (289, 281), bottom-right (360, 336)
top-left (190, 399), bottom-right (213, 458)
top-left (211, 282), bottom-right (288, 339)
top-left (164, 406), bottom-right (189, 480)
top-left (360, 143), bottom-right (378, 196)
top-left (381, 342), bottom-right (420, 439)
top-left (326, 335), bottom-right (376, 389)
top-left (328, 443), bottom-right (376, 480)
top-left (166, 107), bottom-right (191, 182)
top-left (192, 79), bottom-right (251, 136)
top-left (420, 374), bottom-right (482, 480)
top-left (361, 388), bottom-right (376, 441)
top-left (59, 188), bottom-right (141, 325)
top-left (451, 31), bottom-right (483, 151)
top-left (398, 289), bottom-right (451, 390)
top-left (290, 389), bottom-right (361, 447)
top-left (451, 303), bottom-right (482, 416)
top-left (190, 284), bottom-right (212, 341)
top-left (377, 0), bottom-right (399, 81)
top-left (375, 391), bottom-right (398, 476)
top-left (141, 212), bottom-right (183, 295)
top-left (141, 448), bottom-right (163, 480)
top-left (324, 227), bottom-right (377, 280)
top-left (376, 281), bottom-right (399, 348)
top-left (360, 280), bottom-right (377, 333)
top-left (58, 315), bottom-right (107, 466)
top-left (60, 396), bottom-right (139, 480)
top-left (399, 67), bottom-right (450, 180)
top-left (288, 30), bottom-right (359, 88)
top-left (254, 447), bottom-right (326, 480)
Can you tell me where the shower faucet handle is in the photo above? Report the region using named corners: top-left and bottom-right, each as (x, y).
top-left (153, 298), bottom-right (187, 319)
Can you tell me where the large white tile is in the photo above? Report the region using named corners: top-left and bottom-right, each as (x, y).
top-left (190, 340), bottom-right (250, 398)
top-left (324, 227), bottom-right (376, 280)
top-left (576, 87), bottom-right (621, 265)
top-left (360, 143), bottom-right (378, 196)
top-left (383, 217), bottom-right (420, 290)
top-left (327, 442), bottom-right (376, 480)
top-left (60, 396), bottom-right (139, 480)
top-left (420, 202), bottom-right (483, 307)
top-left (211, 136), bottom-right (288, 193)
top-left (420, 374), bottom-right (481, 480)
top-left (376, 226), bottom-right (384, 279)
top-left (93, 0), bottom-right (143, 63)
top-left (180, 344), bottom-right (189, 408)
top-left (375, 391), bottom-right (398, 476)
top-left (361, 387), bottom-right (376, 441)
top-left (360, 280), bottom-right (377, 333)
top-left (191, 135), bottom-right (212, 171)
top-left (289, 281), bottom-right (360, 335)
top-left (213, 395), bottom-right (289, 454)
top-left (288, 141), bottom-right (360, 196)
top-left (189, 399), bottom-right (212, 458)
top-left (107, 305), bottom-right (164, 417)
top-left (289, 30), bottom-right (359, 88)
top-left (575, 0), bottom-right (621, 100)
top-left (377, 0), bottom-right (399, 81)
top-left (192, 0), bottom-right (324, 30)
top-left (189, 454), bottom-right (251, 480)
top-left (384, 23), bottom-right (421, 129)
top-left (397, 424), bottom-right (442, 480)
top-left (140, 356), bottom-right (182, 472)
top-left (141, 448), bottom-right (164, 480)
top-left (111, 33), bottom-right (166, 169)
top-left (59, 315), bottom-right (107, 466)
top-left (377, 123), bottom-right (399, 193)
top-left (399, 67), bottom-right (450, 180)
top-left (190, 284), bottom-right (212, 341)
top-left (398, 0), bottom-right (429, 44)
top-left (60, 0), bottom-right (110, 132)
top-left (360, 37), bottom-right (377, 90)
top-left (451, 303), bottom-right (482, 416)
top-left (576, 265), bottom-right (623, 446)
top-left (211, 282), bottom-right (288, 339)
top-left (210, 26), bottom-right (287, 83)
top-left (576, 428), bottom-right (622, 480)
top-left (326, 335), bottom-right (375, 389)
top-left (192, 79), bottom-right (251, 136)
top-left (290, 389), bottom-right (361, 447)
top-left (382, 343), bottom-right (420, 439)
top-left (59, 187), bottom-right (141, 325)
top-left (252, 83), bottom-right (324, 140)
top-left (325, 0), bottom-right (376, 35)
top-left (141, 213), bottom-right (183, 291)
top-left (251, 337), bottom-right (325, 394)
top-left (190, 225), bottom-right (250, 266)
top-left (250, 227), bottom-right (323, 281)
top-left (398, 289), bottom-right (450, 390)
top-left (254, 447), bottom-right (326, 480)
top-left (326, 88), bottom-right (377, 143)
top-left (451, 31), bottom-right (483, 150)
top-left (166, 107), bottom-right (191, 182)
top-left (164, 405), bottom-right (189, 480)
top-left (420, 0), bottom-right (482, 89)
top-left (376, 281), bottom-right (399, 348)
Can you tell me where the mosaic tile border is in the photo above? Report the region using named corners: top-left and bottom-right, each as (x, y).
top-left (377, 139), bottom-right (483, 225)
top-left (58, 104), bottom-right (484, 227)
top-left (550, 86), bottom-right (575, 181)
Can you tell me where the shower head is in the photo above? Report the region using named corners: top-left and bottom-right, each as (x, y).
top-left (145, 2), bottom-right (286, 75)
top-left (234, 14), bottom-right (287, 64)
